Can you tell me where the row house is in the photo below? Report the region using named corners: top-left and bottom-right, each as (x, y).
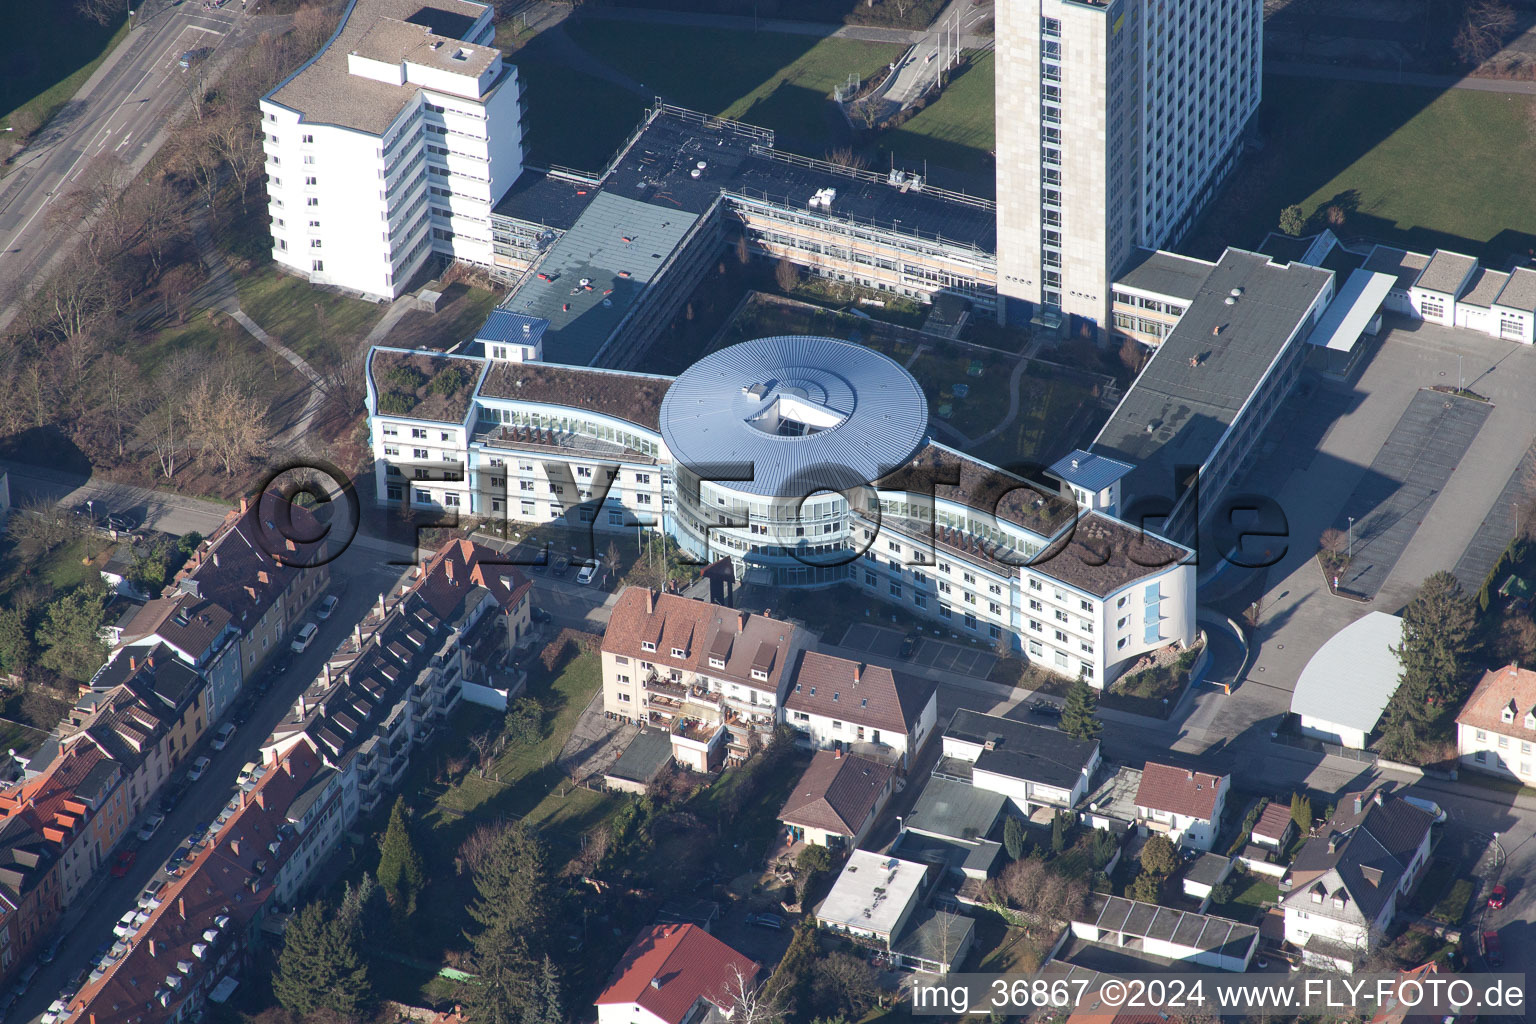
top-left (601, 588), bottom-right (810, 770)
top-left (0, 816), bottom-right (61, 984)
top-left (89, 644), bottom-right (211, 774)
top-left (266, 539), bottom-right (531, 818)
top-left (64, 742), bottom-right (326, 1024)
top-left (116, 593), bottom-right (241, 722)
top-left (0, 742), bottom-right (126, 911)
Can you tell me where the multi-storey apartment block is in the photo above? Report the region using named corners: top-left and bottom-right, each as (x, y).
top-left (368, 329), bottom-right (1197, 688)
top-left (601, 589), bottom-right (811, 769)
top-left (995, 0), bottom-right (1262, 331)
top-left (266, 539), bottom-right (531, 817)
top-left (260, 0), bottom-right (524, 299)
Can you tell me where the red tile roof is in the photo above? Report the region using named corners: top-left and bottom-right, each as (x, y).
top-left (778, 751), bottom-right (893, 837)
top-left (414, 538), bottom-right (533, 618)
top-left (68, 742), bottom-right (324, 1024)
top-left (1252, 802), bottom-right (1295, 842)
top-left (603, 589), bottom-right (801, 695)
top-left (1455, 663), bottom-right (1536, 739)
top-left (1134, 761), bottom-right (1225, 821)
top-left (595, 923), bottom-right (758, 1024)
top-left (784, 651), bottom-right (934, 736)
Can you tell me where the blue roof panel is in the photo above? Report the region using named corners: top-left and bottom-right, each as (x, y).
top-left (1048, 449), bottom-right (1134, 492)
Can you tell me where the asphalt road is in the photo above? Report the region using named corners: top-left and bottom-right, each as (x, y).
top-left (0, 3), bottom-right (238, 331)
top-left (10, 543), bottom-right (408, 1024)
top-left (0, 459), bottom-right (234, 540)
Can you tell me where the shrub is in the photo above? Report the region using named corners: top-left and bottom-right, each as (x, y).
top-left (430, 365), bottom-right (470, 396)
top-left (378, 391), bottom-right (415, 415)
top-left (1429, 879), bottom-right (1473, 924)
top-left (383, 365), bottom-right (427, 391)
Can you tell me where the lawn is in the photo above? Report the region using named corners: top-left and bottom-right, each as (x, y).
top-left (383, 283), bottom-right (502, 352)
top-left (1224, 870), bottom-right (1280, 924)
top-left (909, 345), bottom-right (1015, 441)
top-left (873, 50), bottom-right (996, 194)
top-left (0, 7), bottom-right (126, 137)
top-left (234, 267), bottom-right (385, 370)
top-left (564, 21), bottom-right (903, 155)
top-left (1194, 75), bottom-right (1536, 260)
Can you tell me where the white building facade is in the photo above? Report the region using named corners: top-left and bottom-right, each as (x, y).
top-left (260, 0), bottom-right (524, 300)
top-left (995, 0), bottom-right (1262, 330)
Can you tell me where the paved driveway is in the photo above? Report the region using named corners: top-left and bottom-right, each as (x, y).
top-left (839, 623), bottom-right (996, 677)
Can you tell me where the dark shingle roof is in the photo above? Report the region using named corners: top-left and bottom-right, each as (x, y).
top-left (778, 751), bottom-right (892, 837)
top-left (945, 709), bottom-right (1097, 790)
top-left (1283, 788), bottom-right (1434, 926)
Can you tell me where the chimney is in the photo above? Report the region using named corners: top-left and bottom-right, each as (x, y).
top-left (178, 897), bottom-right (187, 920)
top-left (148, 938), bottom-right (157, 957)
top-left (738, 611), bottom-right (747, 632)
top-left (853, 664), bottom-right (862, 686)
top-left (147, 654), bottom-right (156, 668)
top-left (1373, 790), bottom-right (1384, 807)
top-left (1187, 770), bottom-right (1194, 780)
top-left (298, 692), bottom-right (309, 718)
top-left (445, 560), bottom-right (454, 582)
top-left (129, 655), bottom-right (137, 672)
top-left (1327, 835), bottom-right (1340, 855)
top-left (324, 662), bottom-right (332, 686)
top-left (649, 978), bottom-right (662, 991)
top-left (255, 788), bottom-right (266, 810)
top-left (834, 748), bottom-right (841, 759)
top-left (1352, 795), bottom-right (1362, 816)
top-left (240, 497), bottom-right (248, 515)
top-left (645, 589), bottom-right (655, 615)
top-left (212, 551), bottom-right (220, 568)
top-left (377, 594), bottom-right (386, 617)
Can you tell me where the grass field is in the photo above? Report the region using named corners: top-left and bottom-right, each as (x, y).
top-left (1197, 76), bottom-right (1536, 260)
top-left (0, 7), bottom-right (126, 135)
top-left (875, 50), bottom-right (996, 193)
top-left (234, 269), bottom-right (385, 370)
top-left (564, 21), bottom-right (903, 155)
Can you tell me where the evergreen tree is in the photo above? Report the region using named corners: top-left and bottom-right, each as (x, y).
top-left (37, 586), bottom-right (109, 679)
top-left (320, 913), bottom-right (372, 1017)
top-left (1130, 871), bottom-right (1163, 903)
top-left (532, 955), bottom-right (564, 1024)
top-left (1003, 816), bottom-right (1025, 861)
top-left (1396, 571), bottom-right (1481, 706)
top-left (1289, 792), bottom-right (1312, 832)
top-left (466, 822), bottom-right (554, 950)
top-left (1050, 811), bottom-right (1069, 854)
top-left (377, 796), bottom-right (426, 919)
top-left (0, 607), bottom-right (35, 673)
top-left (274, 902), bottom-right (330, 1016)
top-left (1060, 679), bottom-right (1102, 740)
top-left (766, 920), bottom-right (819, 1021)
top-left (1139, 834), bottom-right (1180, 877)
top-left (462, 930), bottom-right (537, 1024)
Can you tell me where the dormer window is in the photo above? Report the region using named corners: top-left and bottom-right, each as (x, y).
top-left (752, 669), bottom-right (768, 682)
top-left (709, 657), bottom-right (725, 669)
top-left (1503, 700), bottom-right (1517, 723)
top-left (1310, 891), bottom-right (1322, 903)
top-left (832, 692), bottom-right (839, 702)
top-left (641, 641), bottom-right (656, 652)
top-left (1526, 711), bottom-right (1535, 731)
top-left (671, 647), bottom-right (686, 659)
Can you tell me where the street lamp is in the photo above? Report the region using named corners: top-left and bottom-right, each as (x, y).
top-left (1347, 515), bottom-right (1355, 562)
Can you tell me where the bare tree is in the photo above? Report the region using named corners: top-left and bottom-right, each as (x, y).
top-left (150, 402), bottom-right (184, 479)
top-left (74, 0), bottom-right (120, 27)
top-left (775, 257), bottom-right (799, 293)
top-left (722, 963), bottom-right (785, 1024)
top-left (1320, 527), bottom-right (1348, 554)
top-left (1455, 0), bottom-right (1516, 66)
top-left (95, 352), bottom-right (147, 459)
top-left (208, 110), bottom-right (262, 211)
top-left (126, 171), bottom-right (186, 277)
top-left (825, 146), bottom-right (871, 169)
top-left (186, 374), bottom-right (269, 474)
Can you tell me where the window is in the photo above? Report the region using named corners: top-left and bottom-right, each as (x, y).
top-left (307, 197), bottom-right (319, 207)
top-left (671, 647), bottom-right (685, 658)
top-left (311, 260), bottom-right (324, 271)
top-left (302, 133), bottom-right (314, 143)
top-left (641, 641), bottom-right (656, 652)
top-left (304, 176), bottom-right (317, 186)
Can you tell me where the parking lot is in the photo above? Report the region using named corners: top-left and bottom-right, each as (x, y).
top-left (839, 623), bottom-right (997, 677)
top-left (1334, 389), bottom-right (1491, 600)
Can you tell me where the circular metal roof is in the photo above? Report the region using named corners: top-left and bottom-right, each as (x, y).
top-left (660, 335), bottom-right (930, 498)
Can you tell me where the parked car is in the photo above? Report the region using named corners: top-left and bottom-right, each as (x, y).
top-left (188, 755), bottom-right (212, 781)
top-left (167, 844), bottom-right (193, 875)
top-left (1029, 698), bottom-right (1063, 720)
top-left (576, 558), bottom-right (602, 585)
top-left (38, 936), bottom-right (62, 964)
top-left (290, 621), bottom-right (319, 653)
top-left (1482, 930), bottom-right (1503, 967)
top-left (898, 631), bottom-right (921, 659)
top-left (113, 910), bottom-right (141, 938)
top-left (139, 879), bottom-right (165, 910)
top-left (238, 761), bottom-right (258, 785)
top-left (110, 849), bottom-right (136, 877)
top-left (159, 786), bottom-right (183, 812)
top-left (16, 963), bottom-right (38, 992)
top-left (316, 594), bottom-right (339, 620)
top-left (105, 512), bottom-right (139, 533)
top-left (530, 606), bottom-right (552, 625)
top-left (137, 813), bottom-right (165, 842)
top-left (212, 722), bottom-right (237, 750)
top-left (745, 912), bottom-right (783, 930)
top-left (1487, 883), bottom-right (1507, 909)
top-left (552, 556), bottom-right (570, 578)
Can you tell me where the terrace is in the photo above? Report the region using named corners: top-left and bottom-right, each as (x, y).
top-left (472, 422), bottom-right (657, 463)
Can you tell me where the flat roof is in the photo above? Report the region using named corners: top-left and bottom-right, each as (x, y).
top-left (905, 776), bottom-right (1006, 841)
top-left (945, 710), bottom-right (1098, 790)
top-left (265, 0), bottom-right (492, 135)
top-left (1115, 249), bottom-right (1215, 303)
top-left (1306, 269), bottom-right (1396, 353)
top-left (502, 192), bottom-right (698, 366)
top-left (659, 335), bottom-right (930, 498)
top-left (476, 309), bottom-right (548, 348)
top-left (1091, 249), bottom-right (1333, 518)
top-left (1361, 246), bottom-right (1429, 292)
top-left (818, 850), bottom-right (928, 937)
top-left (1495, 266), bottom-right (1536, 312)
top-left (492, 169), bottom-right (599, 229)
top-left (606, 729), bottom-right (674, 784)
top-left (1291, 611), bottom-right (1404, 733)
top-left (1048, 449), bottom-right (1134, 493)
top-left (1414, 249), bottom-right (1478, 295)
top-left (1081, 894), bottom-right (1259, 957)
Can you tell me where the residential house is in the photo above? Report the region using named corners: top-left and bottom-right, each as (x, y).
top-left (894, 775), bottom-right (1006, 881)
top-left (0, 816), bottom-right (61, 985)
top-left (937, 710), bottom-right (1101, 817)
top-left (782, 651), bottom-right (937, 769)
top-left (594, 923), bottom-right (758, 1024)
top-left (1133, 762), bottom-right (1230, 851)
top-left (116, 593), bottom-right (242, 721)
top-left (1251, 803), bottom-right (1297, 851)
top-left (0, 742), bottom-right (126, 908)
top-left (1455, 663), bottom-right (1536, 785)
top-left (64, 743), bottom-right (326, 1024)
top-left (777, 750), bottom-right (894, 850)
top-left (816, 849), bottom-right (974, 974)
top-left (167, 491), bottom-right (333, 690)
top-left (89, 644), bottom-right (210, 775)
top-left (1280, 787), bottom-right (1435, 972)
top-left (601, 589), bottom-right (809, 770)
top-left (265, 539), bottom-right (531, 820)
